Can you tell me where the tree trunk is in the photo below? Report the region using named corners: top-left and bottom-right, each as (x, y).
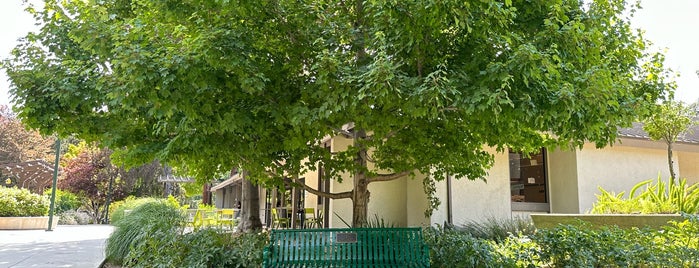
top-left (352, 172), bottom-right (370, 227)
top-left (351, 129), bottom-right (369, 227)
top-left (239, 172), bottom-right (263, 232)
top-left (668, 142), bottom-right (676, 185)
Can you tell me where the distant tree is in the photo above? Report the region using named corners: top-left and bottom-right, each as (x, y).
top-left (59, 142), bottom-right (167, 222)
top-left (0, 105), bottom-right (55, 165)
top-left (60, 144), bottom-right (125, 223)
top-left (643, 101), bottom-right (697, 182)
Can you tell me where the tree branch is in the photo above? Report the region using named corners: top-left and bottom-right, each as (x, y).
top-left (367, 170), bottom-right (412, 183)
top-left (290, 175), bottom-right (353, 199)
top-left (329, 125), bottom-right (353, 138)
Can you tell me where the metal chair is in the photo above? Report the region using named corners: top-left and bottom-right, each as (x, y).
top-left (271, 208), bottom-right (289, 229)
top-left (306, 208), bottom-right (323, 228)
top-left (218, 209), bottom-right (237, 230)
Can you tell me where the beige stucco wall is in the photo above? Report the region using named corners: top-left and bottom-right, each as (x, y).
top-left (442, 148), bottom-right (511, 225)
top-left (405, 173), bottom-right (431, 227)
top-left (575, 142), bottom-right (672, 213)
top-left (547, 149), bottom-right (580, 213)
top-left (367, 176), bottom-right (407, 226)
top-left (678, 151), bottom-right (699, 185)
top-left (302, 161), bottom-right (320, 209)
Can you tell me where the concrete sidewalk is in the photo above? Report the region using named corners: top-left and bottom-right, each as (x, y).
top-left (0, 225), bottom-right (114, 268)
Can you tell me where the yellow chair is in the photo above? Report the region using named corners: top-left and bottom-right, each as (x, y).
top-left (218, 209), bottom-right (237, 230)
top-left (271, 208), bottom-right (289, 229)
top-left (193, 209), bottom-right (218, 230)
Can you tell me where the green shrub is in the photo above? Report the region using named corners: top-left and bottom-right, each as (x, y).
top-left (45, 189), bottom-right (82, 214)
top-left (591, 176), bottom-right (699, 214)
top-left (531, 218), bottom-right (699, 267)
top-left (425, 216), bottom-right (699, 267)
top-left (119, 220), bottom-right (268, 267)
top-left (424, 226), bottom-right (515, 267)
top-left (105, 200), bottom-right (186, 265)
top-left (0, 186), bottom-right (49, 217)
top-left (656, 214), bottom-right (699, 267)
top-left (457, 216), bottom-right (536, 242)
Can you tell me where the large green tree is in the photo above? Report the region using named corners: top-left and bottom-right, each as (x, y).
top-left (4, 0), bottom-right (672, 227)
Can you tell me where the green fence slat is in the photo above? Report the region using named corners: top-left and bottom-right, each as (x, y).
top-left (263, 227), bottom-right (429, 267)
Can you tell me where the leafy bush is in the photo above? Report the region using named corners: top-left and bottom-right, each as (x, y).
top-left (0, 186), bottom-right (49, 217)
top-left (533, 217), bottom-right (699, 267)
top-left (107, 200), bottom-right (268, 268)
top-left (57, 210), bottom-right (92, 225)
top-left (45, 189), bottom-right (82, 214)
top-left (533, 222), bottom-right (660, 267)
top-left (426, 215), bottom-right (699, 267)
top-left (457, 216), bottom-right (536, 242)
top-left (591, 176), bottom-right (699, 214)
top-left (105, 200), bottom-right (186, 265)
top-left (424, 226), bottom-right (516, 267)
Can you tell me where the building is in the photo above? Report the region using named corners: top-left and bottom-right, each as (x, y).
top-left (212, 123), bottom-right (699, 228)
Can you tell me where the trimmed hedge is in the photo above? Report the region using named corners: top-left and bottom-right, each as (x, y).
top-left (0, 186), bottom-right (49, 217)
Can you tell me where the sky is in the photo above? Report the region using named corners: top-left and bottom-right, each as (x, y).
top-left (0, 1), bottom-right (698, 107)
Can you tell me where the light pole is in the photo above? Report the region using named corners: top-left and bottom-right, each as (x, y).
top-left (46, 138), bottom-right (60, 231)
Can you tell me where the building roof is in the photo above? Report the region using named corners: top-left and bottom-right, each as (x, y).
top-left (618, 121), bottom-right (699, 144)
top-left (210, 172), bottom-right (242, 191)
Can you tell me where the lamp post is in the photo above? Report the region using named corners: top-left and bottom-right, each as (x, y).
top-left (46, 138), bottom-right (60, 231)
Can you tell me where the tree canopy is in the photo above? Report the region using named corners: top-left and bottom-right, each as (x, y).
top-left (4, 0), bottom-right (672, 226)
top-left (643, 100), bottom-right (697, 181)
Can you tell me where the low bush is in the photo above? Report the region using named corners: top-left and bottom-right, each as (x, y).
top-left (45, 189), bottom-right (82, 214)
top-left (425, 226), bottom-right (516, 267)
top-left (57, 210), bottom-right (92, 225)
top-left (105, 200), bottom-right (186, 265)
top-left (425, 214), bottom-right (699, 267)
top-left (0, 186), bottom-right (49, 217)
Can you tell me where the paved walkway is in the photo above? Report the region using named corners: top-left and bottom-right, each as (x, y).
top-left (0, 225), bottom-right (114, 268)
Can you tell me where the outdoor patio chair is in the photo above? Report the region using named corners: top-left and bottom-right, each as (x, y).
top-left (271, 208), bottom-right (289, 229)
top-left (305, 208), bottom-right (323, 228)
top-left (193, 209), bottom-right (218, 230)
top-left (217, 209), bottom-right (237, 230)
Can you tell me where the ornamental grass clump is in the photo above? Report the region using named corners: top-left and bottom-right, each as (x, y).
top-left (0, 186), bottom-right (49, 217)
top-left (591, 176), bottom-right (699, 214)
top-left (457, 216), bottom-right (536, 242)
top-left (105, 200), bottom-right (186, 265)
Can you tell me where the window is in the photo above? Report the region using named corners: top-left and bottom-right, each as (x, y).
top-left (509, 148), bottom-right (548, 206)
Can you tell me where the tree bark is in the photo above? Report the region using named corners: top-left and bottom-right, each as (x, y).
top-left (667, 142), bottom-right (676, 185)
top-left (239, 171), bottom-right (263, 231)
top-left (352, 172), bottom-right (369, 227)
top-left (351, 129), bottom-right (369, 227)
